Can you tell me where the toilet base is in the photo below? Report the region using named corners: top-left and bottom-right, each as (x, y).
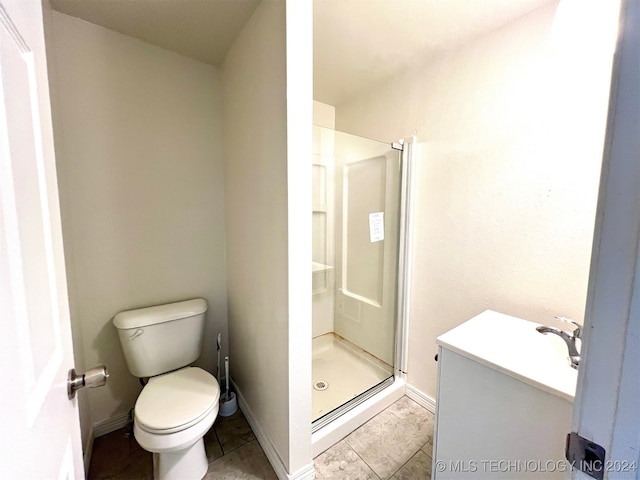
top-left (153, 438), bottom-right (208, 480)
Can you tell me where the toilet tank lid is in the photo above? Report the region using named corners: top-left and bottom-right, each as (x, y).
top-left (113, 298), bottom-right (207, 330)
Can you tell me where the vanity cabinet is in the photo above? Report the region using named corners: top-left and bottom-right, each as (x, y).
top-left (432, 310), bottom-right (578, 479)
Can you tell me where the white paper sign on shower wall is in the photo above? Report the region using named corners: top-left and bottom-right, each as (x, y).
top-left (369, 212), bottom-right (384, 242)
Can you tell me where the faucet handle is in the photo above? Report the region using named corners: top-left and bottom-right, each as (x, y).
top-left (554, 316), bottom-right (582, 339)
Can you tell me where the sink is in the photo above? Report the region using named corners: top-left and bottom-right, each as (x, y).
top-left (436, 310), bottom-right (578, 401)
top-left (433, 310), bottom-right (578, 478)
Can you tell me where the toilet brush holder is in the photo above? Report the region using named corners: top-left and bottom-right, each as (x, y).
top-left (219, 356), bottom-right (237, 416)
top-left (219, 392), bottom-right (237, 417)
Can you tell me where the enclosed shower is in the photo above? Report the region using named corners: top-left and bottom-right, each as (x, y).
top-left (311, 124), bottom-right (407, 430)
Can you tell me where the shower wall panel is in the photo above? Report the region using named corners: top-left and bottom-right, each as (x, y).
top-left (312, 127), bottom-right (335, 337)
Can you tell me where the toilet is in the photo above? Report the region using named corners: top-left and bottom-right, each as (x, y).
top-left (113, 298), bottom-right (220, 480)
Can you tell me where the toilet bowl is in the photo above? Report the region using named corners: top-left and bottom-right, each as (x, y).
top-left (133, 367), bottom-right (220, 479)
top-left (113, 299), bottom-right (219, 480)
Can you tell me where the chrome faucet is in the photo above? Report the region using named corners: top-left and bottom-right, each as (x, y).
top-left (536, 316), bottom-right (582, 369)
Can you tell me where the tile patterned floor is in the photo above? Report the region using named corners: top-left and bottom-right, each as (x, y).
top-left (88, 409), bottom-right (276, 479)
top-left (89, 395), bottom-right (434, 480)
top-left (314, 396), bottom-right (434, 480)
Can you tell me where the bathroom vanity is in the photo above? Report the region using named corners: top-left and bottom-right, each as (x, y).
top-left (432, 310), bottom-right (578, 479)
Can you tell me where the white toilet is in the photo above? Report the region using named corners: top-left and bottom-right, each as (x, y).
top-left (113, 298), bottom-right (220, 480)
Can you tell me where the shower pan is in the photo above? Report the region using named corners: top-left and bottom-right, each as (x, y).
top-left (311, 125), bottom-right (412, 441)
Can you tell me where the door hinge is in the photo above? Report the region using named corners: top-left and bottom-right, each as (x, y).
top-left (566, 432), bottom-right (606, 480)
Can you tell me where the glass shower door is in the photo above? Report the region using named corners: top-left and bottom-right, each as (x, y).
top-left (312, 126), bottom-right (402, 424)
top-left (334, 131), bottom-right (401, 366)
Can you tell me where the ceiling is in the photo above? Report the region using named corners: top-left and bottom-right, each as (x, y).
top-left (49, 0), bottom-right (261, 66)
top-left (50, 0), bottom-right (556, 106)
top-left (313, 0), bottom-right (557, 105)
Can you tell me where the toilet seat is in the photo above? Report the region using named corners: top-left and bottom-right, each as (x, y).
top-left (135, 367), bottom-right (220, 435)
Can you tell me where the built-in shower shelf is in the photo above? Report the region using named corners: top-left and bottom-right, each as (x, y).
top-left (312, 262), bottom-right (334, 273)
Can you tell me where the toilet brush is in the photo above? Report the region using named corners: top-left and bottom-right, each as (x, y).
top-left (224, 356), bottom-right (230, 401)
top-left (219, 356), bottom-right (237, 416)
top-left (216, 333), bottom-right (221, 386)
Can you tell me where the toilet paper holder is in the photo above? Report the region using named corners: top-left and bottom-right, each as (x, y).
top-left (67, 365), bottom-right (109, 399)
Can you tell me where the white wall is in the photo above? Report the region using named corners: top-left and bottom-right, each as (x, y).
top-left (222, 1), bottom-right (313, 474)
top-left (336, 1), bottom-right (618, 401)
top-left (314, 101), bottom-right (335, 129)
top-left (46, 11), bottom-right (228, 443)
top-left (286, 1), bottom-right (313, 473)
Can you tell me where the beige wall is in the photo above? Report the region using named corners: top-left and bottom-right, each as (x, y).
top-left (47, 11), bottom-right (228, 440)
top-left (336, 1), bottom-right (617, 400)
top-left (221, 0), bottom-right (292, 470)
top-left (42, 3), bottom-right (93, 452)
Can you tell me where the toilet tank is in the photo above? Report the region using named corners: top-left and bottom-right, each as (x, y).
top-left (113, 298), bottom-right (207, 378)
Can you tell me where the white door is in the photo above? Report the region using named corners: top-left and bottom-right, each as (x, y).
top-left (333, 131), bottom-right (402, 366)
top-left (571, 0), bottom-right (640, 478)
top-left (0, 1), bottom-right (84, 478)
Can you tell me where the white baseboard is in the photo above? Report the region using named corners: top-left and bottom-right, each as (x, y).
top-left (83, 411), bottom-right (130, 475)
top-left (288, 462), bottom-right (315, 480)
top-left (406, 383), bottom-right (436, 414)
top-left (83, 427), bottom-right (95, 475)
top-left (231, 379), bottom-right (315, 480)
top-left (93, 411), bottom-right (131, 438)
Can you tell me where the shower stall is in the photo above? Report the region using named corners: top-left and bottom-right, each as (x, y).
top-left (311, 125), bottom-right (411, 436)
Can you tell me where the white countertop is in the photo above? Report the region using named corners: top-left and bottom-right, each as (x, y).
top-left (436, 310), bottom-right (578, 402)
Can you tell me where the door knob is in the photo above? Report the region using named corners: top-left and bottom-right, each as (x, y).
top-left (67, 365), bottom-right (109, 399)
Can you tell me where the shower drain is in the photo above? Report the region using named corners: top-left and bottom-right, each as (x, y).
top-left (314, 380), bottom-right (329, 391)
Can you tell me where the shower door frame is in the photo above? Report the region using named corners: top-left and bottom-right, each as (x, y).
top-left (311, 135), bottom-right (415, 440)
top-left (394, 136), bottom-right (415, 380)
